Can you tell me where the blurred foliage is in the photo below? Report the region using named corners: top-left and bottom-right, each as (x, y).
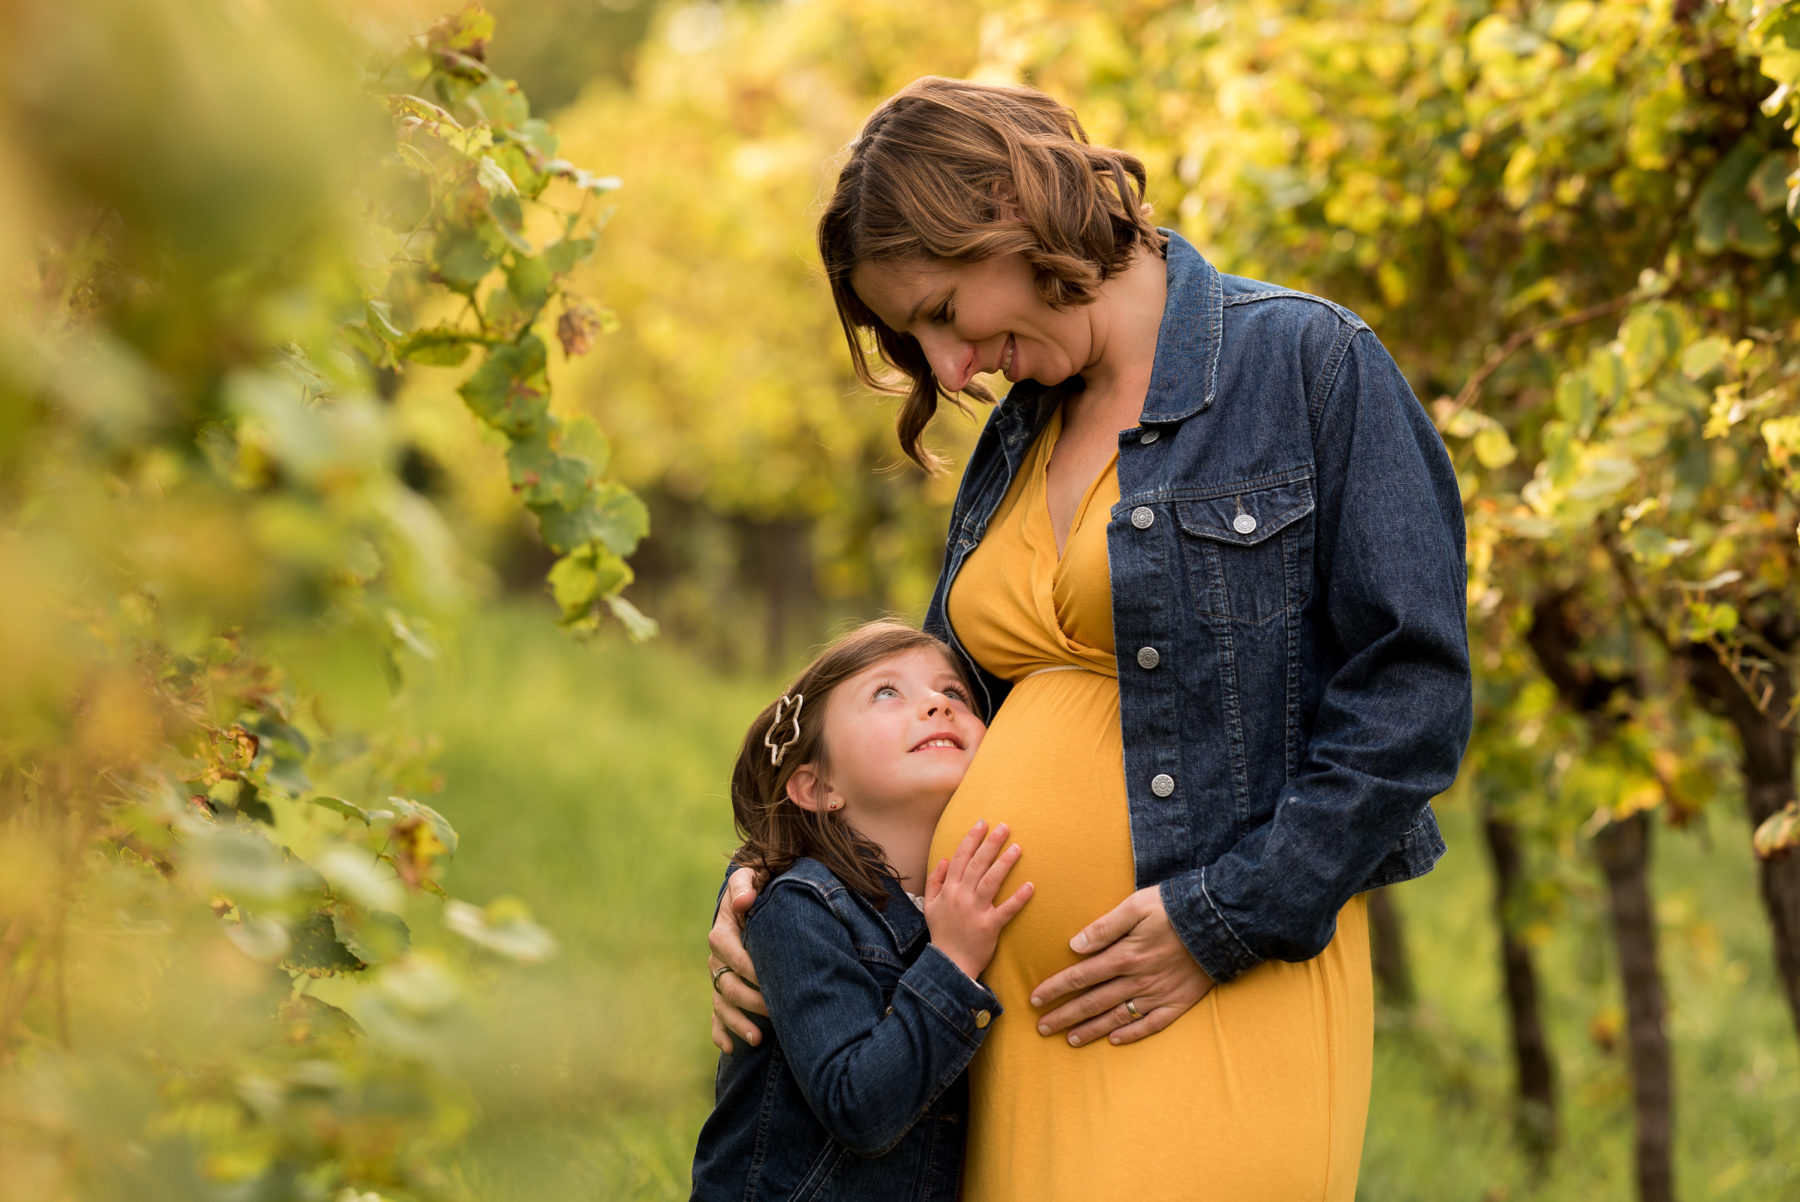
top-left (3, 0), bottom-right (1800, 1197)
top-left (0, 2), bottom-right (642, 1198)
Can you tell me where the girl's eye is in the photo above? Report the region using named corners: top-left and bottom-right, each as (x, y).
top-left (944, 685), bottom-right (969, 702)
top-left (872, 682), bottom-right (899, 700)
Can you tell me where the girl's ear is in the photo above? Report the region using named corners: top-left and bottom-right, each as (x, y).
top-left (784, 764), bottom-right (828, 813)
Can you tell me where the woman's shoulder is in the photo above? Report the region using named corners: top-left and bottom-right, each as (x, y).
top-left (1215, 270), bottom-right (1369, 334)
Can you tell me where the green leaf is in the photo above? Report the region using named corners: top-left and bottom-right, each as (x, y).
top-left (507, 252), bottom-right (554, 313)
top-left (476, 155), bottom-right (517, 197)
top-left (428, 5), bottom-right (496, 57)
top-left (387, 797), bottom-right (459, 860)
top-left (506, 434), bottom-right (591, 509)
top-left (308, 795), bottom-right (370, 822)
top-left (1754, 802), bottom-right (1800, 862)
top-left (444, 897), bottom-right (557, 963)
top-left (432, 224), bottom-right (498, 292)
top-left (547, 544), bottom-right (629, 614)
top-left (486, 194), bottom-right (532, 254)
top-left (591, 481), bottom-right (650, 555)
top-left (1680, 336), bottom-right (1731, 380)
top-left (543, 236), bottom-right (597, 277)
top-left (1473, 426), bottom-right (1517, 469)
top-left (1695, 140), bottom-right (1785, 257)
top-left (458, 335), bottom-right (550, 437)
top-left (1747, 151), bottom-right (1793, 212)
top-left (1620, 305), bottom-right (1679, 377)
top-left (331, 908), bottom-right (411, 967)
top-left (559, 414), bottom-right (611, 477)
top-left (399, 326), bottom-right (477, 367)
top-left (464, 76), bottom-right (530, 128)
top-left (283, 909), bottom-right (366, 976)
top-left (606, 593), bottom-right (659, 641)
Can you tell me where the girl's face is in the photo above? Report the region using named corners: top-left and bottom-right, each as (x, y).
top-left (809, 646), bottom-right (985, 825)
top-left (850, 253), bottom-right (1096, 392)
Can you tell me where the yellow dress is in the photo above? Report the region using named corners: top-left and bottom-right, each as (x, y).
top-left (932, 407), bottom-right (1373, 1201)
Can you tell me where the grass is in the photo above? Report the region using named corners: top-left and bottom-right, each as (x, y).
top-left (414, 601), bottom-right (1800, 1200)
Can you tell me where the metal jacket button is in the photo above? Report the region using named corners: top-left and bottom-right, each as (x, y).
top-left (1136, 646), bottom-right (1160, 670)
top-left (1139, 429), bottom-right (1160, 444)
top-left (1130, 506), bottom-right (1154, 529)
top-left (1234, 513), bottom-right (1258, 535)
top-left (974, 1009), bottom-right (992, 1029)
top-left (1150, 773), bottom-right (1175, 797)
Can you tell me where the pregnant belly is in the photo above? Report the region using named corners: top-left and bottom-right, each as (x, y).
top-left (929, 669), bottom-right (1135, 1008)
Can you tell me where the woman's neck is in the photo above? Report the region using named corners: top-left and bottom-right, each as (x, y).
top-left (1073, 241), bottom-right (1168, 407)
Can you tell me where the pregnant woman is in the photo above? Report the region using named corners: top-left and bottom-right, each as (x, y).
top-left (708, 76), bottom-right (1472, 1199)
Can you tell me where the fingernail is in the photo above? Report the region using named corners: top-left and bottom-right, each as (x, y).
top-left (1030, 996), bottom-right (1042, 1007)
top-left (1068, 1034), bottom-right (1081, 1047)
top-left (1070, 934), bottom-right (1088, 953)
top-left (1037, 1022), bottom-right (1049, 1035)
top-left (1109, 1035), bottom-right (1122, 1045)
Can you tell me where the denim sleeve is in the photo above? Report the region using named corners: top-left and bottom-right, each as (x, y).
top-left (1161, 327), bottom-right (1472, 983)
top-left (747, 882), bottom-right (1001, 1157)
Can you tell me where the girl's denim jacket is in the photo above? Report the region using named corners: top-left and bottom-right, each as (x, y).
top-left (689, 858), bottom-right (1000, 1202)
top-left (923, 230), bottom-right (1473, 986)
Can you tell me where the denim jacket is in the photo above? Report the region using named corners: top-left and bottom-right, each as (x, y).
top-left (689, 858), bottom-right (1001, 1202)
top-left (922, 230), bottom-right (1472, 986)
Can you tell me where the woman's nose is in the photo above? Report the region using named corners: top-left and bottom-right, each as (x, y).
top-left (917, 329), bottom-right (975, 391)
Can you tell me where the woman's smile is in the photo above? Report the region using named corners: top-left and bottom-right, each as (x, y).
top-left (849, 254), bottom-right (1092, 391)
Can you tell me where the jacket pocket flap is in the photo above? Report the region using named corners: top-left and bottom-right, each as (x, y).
top-left (1176, 478), bottom-right (1315, 546)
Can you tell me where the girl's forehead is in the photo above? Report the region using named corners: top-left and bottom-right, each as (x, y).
top-left (839, 645), bottom-right (959, 689)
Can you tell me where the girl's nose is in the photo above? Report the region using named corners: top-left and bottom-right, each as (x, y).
top-left (923, 692), bottom-right (955, 719)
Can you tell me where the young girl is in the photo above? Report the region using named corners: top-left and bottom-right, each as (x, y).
top-left (688, 621), bottom-right (1032, 1202)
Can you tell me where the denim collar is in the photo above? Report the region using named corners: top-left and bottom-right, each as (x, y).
top-left (869, 873), bottom-right (927, 951)
top-left (988, 229), bottom-right (1222, 436)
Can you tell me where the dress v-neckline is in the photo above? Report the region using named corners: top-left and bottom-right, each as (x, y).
top-left (1039, 408), bottom-right (1120, 562)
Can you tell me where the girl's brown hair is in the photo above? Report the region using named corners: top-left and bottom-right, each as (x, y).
top-left (817, 76), bottom-right (1166, 472)
top-left (730, 621), bottom-right (975, 909)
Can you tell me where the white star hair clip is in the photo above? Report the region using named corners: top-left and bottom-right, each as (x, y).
top-left (765, 693), bottom-right (804, 767)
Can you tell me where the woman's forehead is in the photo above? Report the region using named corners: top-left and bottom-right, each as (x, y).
top-left (849, 257), bottom-right (958, 321)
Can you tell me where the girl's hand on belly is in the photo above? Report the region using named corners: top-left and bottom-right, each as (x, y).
top-left (1027, 885), bottom-right (1215, 1047)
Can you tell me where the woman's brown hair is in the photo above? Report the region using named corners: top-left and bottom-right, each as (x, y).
top-left (730, 621), bottom-right (976, 909)
top-left (817, 76), bottom-right (1166, 472)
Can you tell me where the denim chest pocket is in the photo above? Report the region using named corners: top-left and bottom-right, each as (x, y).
top-left (1175, 476), bottom-right (1316, 625)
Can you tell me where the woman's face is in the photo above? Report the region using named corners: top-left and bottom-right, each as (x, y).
top-left (850, 253), bottom-right (1096, 391)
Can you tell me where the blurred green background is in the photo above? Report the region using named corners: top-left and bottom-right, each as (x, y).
top-left (3, 0), bottom-right (1800, 1200)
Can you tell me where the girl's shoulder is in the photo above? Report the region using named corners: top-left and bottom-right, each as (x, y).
top-left (749, 857), bottom-right (853, 921)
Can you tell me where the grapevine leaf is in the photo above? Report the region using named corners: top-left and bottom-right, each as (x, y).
top-left (1753, 802), bottom-right (1800, 862)
top-left (431, 224), bottom-right (498, 292)
top-left (506, 434), bottom-right (590, 509)
top-left (331, 908), bottom-right (411, 966)
top-left (606, 593), bottom-right (659, 641)
top-left (507, 252), bottom-right (554, 313)
top-left (543, 236), bottom-right (597, 277)
top-left (590, 481), bottom-right (650, 555)
top-left (458, 335), bottom-right (550, 437)
top-left (308, 795), bottom-right (370, 822)
top-left (283, 909), bottom-right (367, 976)
top-left (400, 326), bottom-right (477, 367)
top-left (444, 898), bottom-right (558, 963)
top-left (559, 414), bottom-right (611, 477)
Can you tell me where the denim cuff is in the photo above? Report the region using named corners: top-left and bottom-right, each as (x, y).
top-left (898, 943), bottom-right (1003, 1043)
top-left (1160, 869), bottom-right (1262, 985)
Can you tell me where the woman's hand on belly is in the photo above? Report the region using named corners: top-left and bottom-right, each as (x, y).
top-left (1028, 885), bottom-right (1215, 1047)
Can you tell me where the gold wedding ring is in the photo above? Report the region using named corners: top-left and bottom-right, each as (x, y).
top-left (1124, 998), bottom-right (1143, 1021)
